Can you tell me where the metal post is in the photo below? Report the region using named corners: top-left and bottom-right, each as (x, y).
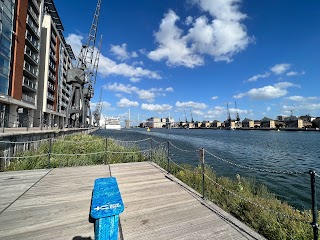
top-left (167, 141), bottom-right (170, 173)
top-left (40, 108), bottom-right (43, 130)
top-left (47, 138), bottom-right (52, 169)
top-left (200, 148), bottom-right (205, 199)
top-left (1, 105), bottom-right (6, 133)
top-left (26, 110), bottom-right (29, 131)
top-left (150, 138), bottom-right (153, 162)
top-left (105, 137), bottom-right (108, 165)
top-left (310, 170), bottom-right (318, 240)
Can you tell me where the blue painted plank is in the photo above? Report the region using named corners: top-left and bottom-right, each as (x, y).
top-left (90, 177), bottom-right (124, 219)
top-left (95, 215), bottom-right (119, 240)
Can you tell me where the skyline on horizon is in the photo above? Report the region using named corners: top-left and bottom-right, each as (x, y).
top-left (54, 0), bottom-right (320, 123)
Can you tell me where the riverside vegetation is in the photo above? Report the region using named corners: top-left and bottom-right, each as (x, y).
top-left (5, 134), bottom-right (316, 239)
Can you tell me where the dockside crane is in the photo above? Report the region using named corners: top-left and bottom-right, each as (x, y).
top-left (190, 109), bottom-right (194, 123)
top-left (227, 103), bottom-right (231, 123)
top-left (93, 88), bottom-right (103, 127)
top-left (235, 101), bottom-right (240, 122)
top-left (66, 0), bottom-right (102, 128)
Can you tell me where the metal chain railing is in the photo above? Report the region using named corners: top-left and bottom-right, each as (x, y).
top-left (205, 149), bottom-right (308, 175)
top-left (204, 173), bottom-right (311, 224)
top-left (168, 141), bottom-right (198, 153)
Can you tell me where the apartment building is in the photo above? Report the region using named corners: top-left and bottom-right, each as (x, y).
top-left (0, 0), bottom-right (74, 128)
top-left (0, 0), bottom-right (44, 127)
top-left (35, 0), bottom-right (74, 128)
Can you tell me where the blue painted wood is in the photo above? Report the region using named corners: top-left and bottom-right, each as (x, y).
top-left (91, 177), bottom-right (124, 240)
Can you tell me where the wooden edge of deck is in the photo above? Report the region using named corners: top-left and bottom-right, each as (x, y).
top-left (147, 161), bottom-right (266, 240)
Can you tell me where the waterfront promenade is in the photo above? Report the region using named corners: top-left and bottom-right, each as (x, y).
top-left (0, 162), bottom-right (264, 239)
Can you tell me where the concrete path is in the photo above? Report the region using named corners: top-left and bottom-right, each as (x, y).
top-left (0, 162), bottom-right (265, 239)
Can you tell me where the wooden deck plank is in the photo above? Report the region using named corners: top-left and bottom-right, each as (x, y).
top-left (110, 162), bottom-right (265, 240)
top-left (0, 165), bottom-right (110, 240)
top-left (0, 162), bottom-right (265, 239)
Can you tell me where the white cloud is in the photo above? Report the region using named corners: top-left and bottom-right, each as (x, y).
top-left (90, 101), bottom-right (111, 111)
top-left (286, 71), bottom-right (298, 77)
top-left (110, 43), bottom-right (139, 61)
top-left (105, 82), bottom-right (173, 102)
top-left (270, 63), bottom-right (291, 75)
top-left (148, 10), bottom-right (204, 68)
top-left (267, 106), bottom-right (271, 111)
top-left (65, 34), bottom-right (83, 58)
top-left (117, 98), bottom-right (139, 108)
top-left (105, 82), bottom-right (137, 93)
top-left (233, 82), bottom-right (299, 100)
top-left (129, 77), bottom-right (141, 83)
top-left (193, 0), bottom-right (247, 21)
top-left (141, 103), bottom-right (172, 112)
top-left (98, 55), bottom-right (161, 80)
top-left (176, 101), bottom-right (208, 109)
top-left (110, 43), bottom-right (130, 60)
top-left (282, 103), bottom-right (320, 114)
top-left (286, 71), bottom-right (305, 77)
top-left (136, 90), bottom-right (156, 102)
top-left (285, 96), bottom-right (318, 102)
top-left (246, 72), bottom-right (270, 82)
top-left (148, 0), bottom-right (251, 67)
top-left (165, 87), bottom-right (174, 92)
top-left (66, 33), bottom-right (161, 81)
top-left (204, 106), bottom-right (226, 119)
top-left (211, 96), bottom-right (219, 100)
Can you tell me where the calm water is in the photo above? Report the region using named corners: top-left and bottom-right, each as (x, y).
top-left (93, 128), bottom-right (320, 210)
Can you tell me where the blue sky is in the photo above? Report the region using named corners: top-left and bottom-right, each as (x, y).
top-left (54, 0), bottom-right (320, 124)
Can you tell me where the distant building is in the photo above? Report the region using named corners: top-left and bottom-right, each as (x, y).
top-left (254, 120), bottom-right (261, 128)
top-left (211, 120), bottom-right (221, 128)
top-left (242, 118), bottom-right (254, 128)
top-left (146, 117), bottom-right (162, 128)
top-left (202, 121), bottom-right (211, 128)
top-left (224, 119), bottom-right (236, 129)
top-left (312, 117), bottom-right (320, 128)
top-left (277, 115), bottom-right (287, 121)
top-left (284, 116), bottom-right (303, 128)
top-left (260, 117), bottom-right (276, 128)
top-left (162, 117), bottom-right (174, 128)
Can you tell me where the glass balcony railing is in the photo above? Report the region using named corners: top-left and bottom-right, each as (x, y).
top-left (27, 6), bottom-right (39, 26)
top-left (25, 30), bottom-right (40, 51)
top-left (26, 15), bottom-right (40, 38)
top-left (47, 93), bottom-right (55, 101)
top-left (24, 61), bottom-right (38, 77)
top-left (25, 46), bottom-right (39, 64)
top-left (22, 93), bottom-right (35, 104)
top-left (23, 77), bottom-right (37, 91)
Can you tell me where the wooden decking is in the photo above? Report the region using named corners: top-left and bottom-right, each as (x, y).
top-left (0, 162), bottom-right (265, 240)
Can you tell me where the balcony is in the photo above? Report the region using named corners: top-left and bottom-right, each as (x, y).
top-left (25, 31), bottom-right (40, 52)
top-left (24, 46), bottom-right (39, 65)
top-left (27, 6), bottom-right (39, 26)
top-left (48, 72), bottom-right (56, 82)
top-left (23, 61), bottom-right (38, 79)
top-left (47, 93), bottom-right (55, 101)
top-left (29, 0), bottom-right (40, 14)
top-left (50, 52), bottom-right (56, 62)
top-left (22, 77), bottom-right (37, 92)
top-left (48, 82), bottom-right (55, 91)
top-left (22, 93), bottom-right (35, 104)
top-left (26, 16), bottom-right (40, 39)
top-left (47, 104), bottom-right (54, 111)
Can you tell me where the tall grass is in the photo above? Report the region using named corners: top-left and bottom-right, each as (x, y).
top-left (5, 134), bottom-right (146, 171)
top-left (152, 144), bottom-right (314, 240)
